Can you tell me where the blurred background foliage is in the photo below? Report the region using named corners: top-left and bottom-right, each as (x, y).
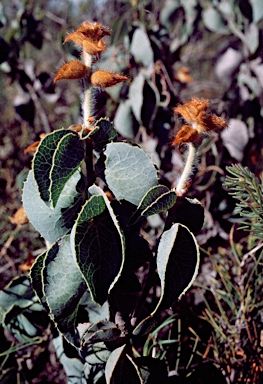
top-left (1, 0), bottom-right (263, 382)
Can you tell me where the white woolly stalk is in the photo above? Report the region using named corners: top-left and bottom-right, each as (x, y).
top-left (176, 142), bottom-right (196, 196)
top-left (82, 87), bottom-right (92, 128)
top-left (82, 51), bottom-right (93, 129)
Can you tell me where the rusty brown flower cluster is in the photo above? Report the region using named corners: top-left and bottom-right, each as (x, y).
top-left (64, 21), bottom-right (110, 56)
top-left (172, 97), bottom-right (227, 146)
top-left (54, 22), bottom-right (128, 88)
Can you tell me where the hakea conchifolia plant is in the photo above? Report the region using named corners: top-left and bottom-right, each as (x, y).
top-left (5, 21), bottom-right (226, 383)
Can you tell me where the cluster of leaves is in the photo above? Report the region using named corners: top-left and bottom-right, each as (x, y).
top-left (17, 108), bottom-right (204, 382)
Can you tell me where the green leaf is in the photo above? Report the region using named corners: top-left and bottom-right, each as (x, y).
top-left (202, 7), bottom-right (229, 34)
top-left (104, 142), bottom-right (158, 206)
top-left (89, 118), bottom-right (118, 152)
top-left (164, 197), bottom-right (204, 235)
top-left (71, 193), bottom-right (124, 305)
top-left (105, 345), bottom-right (143, 384)
top-left (152, 223), bottom-right (199, 314)
top-left (82, 320), bottom-right (121, 344)
top-left (22, 170), bottom-right (84, 243)
top-left (130, 28), bottom-right (154, 68)
top-left (33, 129), bottom-right (85, 207)
top-left (137, 185), bottom-right (177, 219)
top-left (114, 99), bottom-right (136, 139)
top-left (42, 235), bottom-right (86, 345)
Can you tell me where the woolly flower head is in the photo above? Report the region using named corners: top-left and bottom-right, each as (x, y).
top-left (172, 97), bottom-right (227, 146)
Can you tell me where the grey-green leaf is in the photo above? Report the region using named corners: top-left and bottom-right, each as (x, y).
top-left (33, 129), bottom-right (85, 207)
top-left (89, 118), bottom-right (118, 151)
top-left (251, 0), bottom-right (263, 23)
top-left (30, 251), bottom-right (47, 308)
top-left (202, 7), bottom-right (229, 34)
top-left (164, 197), bottom-right (204, 235)
top-left (22, 170), bottom-right (84, 243)
top-left (132, 314), bottom-right (160, 337)
top-left (152, 223), bottom-right (199, 314)
top-left (104, 142), bottom-right (158, 205)
top-left (138, 185), bottom-right (177, 218)
top-left (245, 23), bottom-right (259, 54)
top-left (114, 99), bottom-right (136, 139)
top-left (53, 333), bottom-right (84, 383)
top-left (128, 73), bottom-right (145, 123)
top-left (80, 291), bottom-right (110, 323)
top-left (71, 194), bottom-right (124, 305)
top-left (82, 320), bottom-right (121, 344)
top-left (130, 28), bottom-right (154, 68)
top-left (43, 235), bottom-right (86, 345)
top-left (105, 345), bottom-right (143, 384)
top-left (160, 0), bottom-right (180, 30)
top-left (85, 342), bottom-right (111, 365)
top-left (0, 276), bottom-right (35, 324)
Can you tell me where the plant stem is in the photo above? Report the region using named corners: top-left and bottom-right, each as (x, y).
top-left (82, 51), bottom-right (93, 129)
top-left (82, 86), bottom-right (92, 129)
top-left (176, 142), bottom-right (196, 196)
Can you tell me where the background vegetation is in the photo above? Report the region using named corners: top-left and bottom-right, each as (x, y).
top-left (1, 0), bottom-right (263, 382)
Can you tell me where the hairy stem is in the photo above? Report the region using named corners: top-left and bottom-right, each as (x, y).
top-left (82, 86), bottom-right (92, 129)
top-left (82, 51), bottom-right (93, 129)
top-left (176, 142), bottom-right (196, 196)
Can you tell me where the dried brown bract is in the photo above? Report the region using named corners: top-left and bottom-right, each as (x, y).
top-left (54, 60), bottom-right (89, 83)
top-left (10, 206), bottom-right (29, 225)
top-left (173, 97), bottom-right (227, 145)
top-left (175, 66), bottom-right (193, 83)
top-left (91, 70), bottom-right (128, 88)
